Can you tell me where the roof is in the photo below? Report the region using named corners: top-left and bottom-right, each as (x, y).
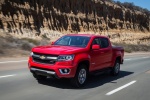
top-left (65, 34), bottom-right (108, 38)
top-left (66, 34), bottom-right (94, 37)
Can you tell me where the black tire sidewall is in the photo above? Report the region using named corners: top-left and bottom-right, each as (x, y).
top-left (111, 60), bottom-right (120, 76)
top-left (71, 64), bottom-right (88, 87)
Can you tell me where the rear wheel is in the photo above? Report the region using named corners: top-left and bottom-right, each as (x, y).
top-left (71, 64), bottom-right (88, 88)
top-left (111, 60), bottom-right (120, 76)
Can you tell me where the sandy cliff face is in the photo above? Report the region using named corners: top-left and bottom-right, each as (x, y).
top-left (0, 0), bottom-right (150, 55)
top-left (0, 0), bottom-right (149, 36)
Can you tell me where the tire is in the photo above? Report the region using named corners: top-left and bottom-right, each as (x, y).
top-left (111, 60), bottom-right (120, 76)
top-left (71, 64), bottom-right (88, 88)
top-left (33, 73), bottom-right (47, 80)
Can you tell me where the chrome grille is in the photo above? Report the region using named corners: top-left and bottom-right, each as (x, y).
top-left (32, 52), bottom-right (58, 64)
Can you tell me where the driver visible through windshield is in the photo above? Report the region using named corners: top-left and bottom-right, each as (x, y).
top-left (54, 36), bottom-right (90, 47)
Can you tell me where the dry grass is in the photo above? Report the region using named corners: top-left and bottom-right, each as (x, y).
top-left (0, 32), bottom-right (50, 58)
top-left (108, 32), bottom-right (150, 52)
top-left (21, 38), bottom-right (39, 45)
top-left (113, 43), bottom-right (150, 53)
top-left (0, 31), bottom-right (150, 58)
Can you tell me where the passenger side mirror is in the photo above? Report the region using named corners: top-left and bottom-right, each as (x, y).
top-left (92, 44), bottom-right (100, 50)
top-left (51, 42), bottom-right (54, 45)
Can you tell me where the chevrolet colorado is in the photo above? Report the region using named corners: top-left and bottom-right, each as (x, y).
top-left (28, 34), bottom-right (124, 87)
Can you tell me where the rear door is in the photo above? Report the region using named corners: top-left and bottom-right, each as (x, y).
top-left (98, 37), bottom-right (113, 68)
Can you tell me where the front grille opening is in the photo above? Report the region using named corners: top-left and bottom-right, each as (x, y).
top-left (33, 57), bottom-right (56, 64)
top-left (33, 52), bottom-right (58, 57)
top-left (32, 52), bottom-right (58, 64)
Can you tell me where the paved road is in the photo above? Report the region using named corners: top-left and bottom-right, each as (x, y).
top-left (0, 53), bottom-right (150, 100)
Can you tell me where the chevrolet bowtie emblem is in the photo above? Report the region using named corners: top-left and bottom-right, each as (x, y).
top-left (40, 55), bottom-right (46, 59)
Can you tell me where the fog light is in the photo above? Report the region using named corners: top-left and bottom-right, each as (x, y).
top-left (64, 69), bottom-right (68, 73)
top-left (59, 69), bottom-right (70, 74)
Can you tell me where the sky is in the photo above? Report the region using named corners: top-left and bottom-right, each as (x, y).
top-left (114, 0), bottom-right (150, 11)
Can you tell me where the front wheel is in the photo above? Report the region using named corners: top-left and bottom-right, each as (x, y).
top-left (111, 60), bottom-right (120, 76)
top-left (71, 64), bottom-right (88, 88)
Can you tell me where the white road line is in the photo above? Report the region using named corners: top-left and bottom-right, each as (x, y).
top-left (124, 56), bottom-right (150, 61)
top-left (0, 60), bottom-right (27, 64)
top-left (124, 59), bottom-right (131, 61)
top-left (106, 80), bottom-right (136, 96)
top-left (142, 57), bottom-right (150, 59)
top-left (0, 74), bottom-right (16, 78)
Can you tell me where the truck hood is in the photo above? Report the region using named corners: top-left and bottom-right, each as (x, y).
top-left (32, 45), bottom-right (87, 55)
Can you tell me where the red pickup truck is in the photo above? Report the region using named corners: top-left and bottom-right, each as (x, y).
top-left (28, 34), bottom-right (124, 87)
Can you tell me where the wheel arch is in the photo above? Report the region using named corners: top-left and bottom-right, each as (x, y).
top-left (116, 56), bottom-right (122, 64)
top-left (112, 56), bottom-right (122, 67)
top-left (77, 60), bottom-right (90, 72)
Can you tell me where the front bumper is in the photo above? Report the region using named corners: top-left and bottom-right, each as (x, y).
top-left (28, 57), bottom-right (77, 78)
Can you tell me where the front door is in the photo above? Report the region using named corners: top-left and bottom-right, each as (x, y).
top-left (89, 38), bottom-right (105, 71)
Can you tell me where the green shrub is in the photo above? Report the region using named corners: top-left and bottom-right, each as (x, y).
top-left (21, 43), bottom-right (32, 51)
top-left (41, 34), bottom-right (49, 39)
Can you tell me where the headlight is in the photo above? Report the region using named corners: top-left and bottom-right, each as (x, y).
top-left (30, 52), bottom-right (33, 56)
top-left (58, 55), bottom-right (74, 61)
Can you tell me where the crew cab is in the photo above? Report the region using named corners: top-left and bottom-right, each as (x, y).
top-left (28, 34), bottom-right (124, 87)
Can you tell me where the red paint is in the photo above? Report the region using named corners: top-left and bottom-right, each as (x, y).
top-left (28, 34), bottom-right (124, 78)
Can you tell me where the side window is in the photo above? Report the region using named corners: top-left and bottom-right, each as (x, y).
top-left (99, 38), bottom-right (109, 48)
top-left (92, 38), bottom-right (101, 46)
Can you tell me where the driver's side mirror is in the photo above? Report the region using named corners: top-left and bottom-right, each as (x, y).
top-left (92, 44), bottom-right (100, 50)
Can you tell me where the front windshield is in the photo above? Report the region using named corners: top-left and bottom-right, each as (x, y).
top-left (54, 36), bottom-right (90, 48)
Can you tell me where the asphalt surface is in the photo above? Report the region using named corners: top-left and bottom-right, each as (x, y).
top-left (0, 53), bottom-right (150, 100)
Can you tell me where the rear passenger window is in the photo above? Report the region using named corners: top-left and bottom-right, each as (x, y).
top-left (99, 38), bottom-right (109, 48)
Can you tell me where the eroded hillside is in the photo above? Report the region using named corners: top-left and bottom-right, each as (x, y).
top-left (0, 0), bottom-right (150, 54)
top-left (0, 0), bottom-right (150, 35)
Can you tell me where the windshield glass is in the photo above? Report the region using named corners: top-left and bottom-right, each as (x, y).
top-left (54, 36), bottom-right (90, 47)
